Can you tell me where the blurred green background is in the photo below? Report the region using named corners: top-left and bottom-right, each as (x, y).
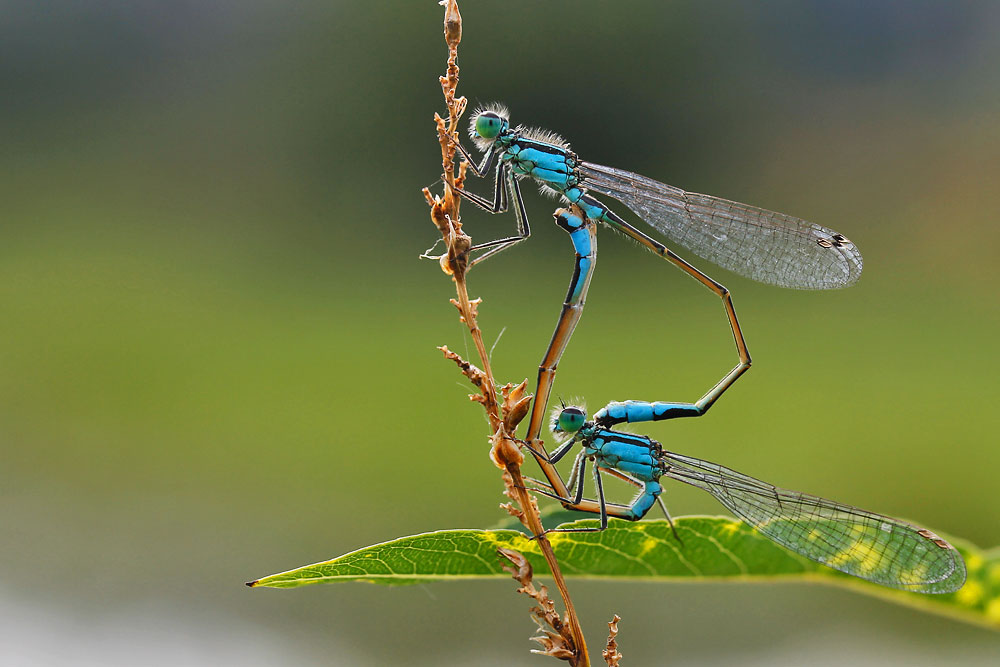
top-left (2, 1), bottom-right (999, 664)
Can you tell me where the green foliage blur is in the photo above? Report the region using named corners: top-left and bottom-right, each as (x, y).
top-left (2, 1), bottom-right (998, 664)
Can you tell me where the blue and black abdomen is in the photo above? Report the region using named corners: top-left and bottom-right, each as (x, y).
top-left (595, 400), bottom-right (703, 426)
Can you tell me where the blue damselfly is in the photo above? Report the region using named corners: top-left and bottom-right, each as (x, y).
top-left (522, 400), bottom-right (964, 594)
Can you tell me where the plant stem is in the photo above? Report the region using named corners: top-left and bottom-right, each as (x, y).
top-left (425, 1), bottom-right (590, 664)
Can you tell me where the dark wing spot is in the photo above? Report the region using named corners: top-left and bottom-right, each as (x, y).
top-left (817, 233), bottom-right (853, 249)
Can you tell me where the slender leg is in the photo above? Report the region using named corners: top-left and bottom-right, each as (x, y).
top-left (527, 430), bottom-right (674, 523)
top-left (524, 452), bottom-right (588, 512)
top-left (538, 479), bottom-right (672, 532)
top-left (452, 138), bottom-right (495, 178)
top-left (599, 466), bottom-right (643, 489)
top-left (535, 457), bottom-right (609, 536)
top-left (595, 466), bottom-right (678, 538)
top-left (593, 464), bottom-right (609, 530)
top-left (522, 475), bottom-right (555, 492)
top-left (528, 485), bottom-right (657, 521)
top-left (564, 450), bottom-right (588, 500)
top-left (538, 464), bottom-right (665, 535)
top-left (656, 496), bottom-right (682, 542)
top-left (456, 161), bottom-right (507, 214)
top-left (520, 434), bottom-right (580, 467)
top-left (447, 143), bottom-right (531, 265)
top-left (559, 496), bottom-right (648, 520)
top-left (516, 451), bottom-right (584, 510)
top-left (465, 174), bottom-right (533, 265)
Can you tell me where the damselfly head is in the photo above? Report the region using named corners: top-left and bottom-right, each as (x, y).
top-left (550, 404), bottom-right (587, 440)
top-left (469, 103), bottom-right (510, 151)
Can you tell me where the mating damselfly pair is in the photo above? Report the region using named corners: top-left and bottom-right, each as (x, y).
top-left (445, 105), bottom-right (964, 593)
top-left (452, 104), bottom-right (860, 463)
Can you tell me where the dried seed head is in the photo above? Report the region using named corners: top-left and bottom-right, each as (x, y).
top-left (441, 0), bottom-right (461, 46)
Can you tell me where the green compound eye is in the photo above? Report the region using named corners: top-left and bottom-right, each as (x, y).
top-left (556, 407), bottom-right (586, 434)
top-left (475, 112), bottom-right (503, 139)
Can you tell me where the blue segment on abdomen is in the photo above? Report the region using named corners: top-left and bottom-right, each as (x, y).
top-left (625, 481), bottom-right (663, 520)
top-left (595, 401), bottom-right (635, 423)
top-left (579, 199), bottom-right (607, 220)
top-left (554, 210), bottom-right (585, 232)
top-left (569, 228), bottom-right (592, 257)
top-left (567, 256), bottom-right (593, 302)
top-left (650, 402), bottom-right (701, 419)
top-left (561, 189), bottom-right (607, 219)
top-left (602, 401), bottom-right (654, 422)
top-left (596, 400), bottom-right (701, 425)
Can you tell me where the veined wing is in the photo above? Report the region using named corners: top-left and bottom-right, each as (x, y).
top-left (582, 162), bottom-right (863, 290)
top-left (661, 451), bottom-right (965, 593)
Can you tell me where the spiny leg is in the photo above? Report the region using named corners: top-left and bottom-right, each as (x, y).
top-left (529, 452), bottom-right (599, 536)
top-left (598, 465), bottom-right (643, 489)
top-left (592, 463), bottom-right (609, 530)
top-left (524, 477), bottom-right (654, 524)
top-left (536, 441), bottom-right (671, 523)
top-left (451, 136), bottom-right (496, 178)
top-left (565, 450), bottom-right (588, 503)
top-left (536, 464), bottom-right (674, 536)
top-left (595, 466), bottom-right (679, 539)
top-left (522, 475), bottom-right (555, 492)
top-left (468, 173), bottom-right (533, 266)
top-left (518, 433), bottom-right (580, 467)
top-left (420, 160), bottom-right (505, 262)
top-left (449, 138), bottom-right (532, 266)
top-left (452, 162), bottom-right (528, 262)
top-left (655, 496), bottom-right (681, 543)
top-left (534, 456), bottom-right (610, 536)
top-left (592, 465), bottom-right (682, 541)
top-left (456, 160), bottom-right (507, 214)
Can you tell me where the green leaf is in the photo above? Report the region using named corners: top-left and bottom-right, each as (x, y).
top-left (248, 516), bottom-right (1000, 630)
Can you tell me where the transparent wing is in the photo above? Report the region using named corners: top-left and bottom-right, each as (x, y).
top-left (662, 451), bottom-right (965, 593)
top-left (582, 162), bottom-right (863, 290)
